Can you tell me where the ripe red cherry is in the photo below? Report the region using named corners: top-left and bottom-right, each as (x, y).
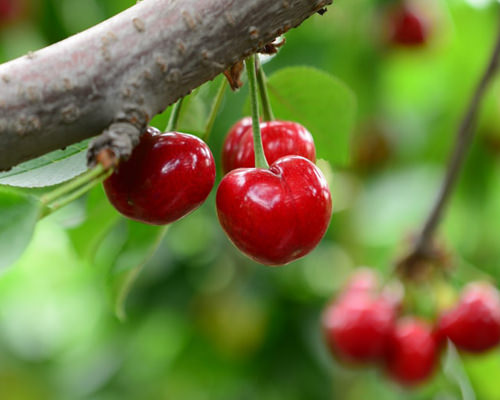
top-left (216, 155), bottom-right (331, 265)
top-left (390, 7), bottom-right (427, 46)
top-left (103, 127), bottom-right (215, 225)
top-left (322, 292), bottom-right (396, 363)
top-left (222, 118), bottom-right (316, 174)
top-left (385, 318), bottom-right (437, 385)
top-left (437, 282), bottom-right (500, 353)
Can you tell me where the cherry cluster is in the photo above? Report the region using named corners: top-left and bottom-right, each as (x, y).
top-left (103, 50), bottom-right (332, 266)
top-left (103, 116), bottom-right (331, 266)
top-left (322, 269), bottom-right (500, 386)
top-left (217, 118), bottom-right (331, 265)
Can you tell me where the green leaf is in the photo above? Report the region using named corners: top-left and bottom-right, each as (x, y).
top-left (262, 66), bottom-right (356, 166)
top-left (97, 219), bottom-right (168, 320)
top-left (0, 139), bottom-right (90, 188)
top-left (462, 349), bottom-right (500, 400)
top-left (0, 186), bottom-right (41, 269)
top-left (443, 341), bottom-right (476, 400)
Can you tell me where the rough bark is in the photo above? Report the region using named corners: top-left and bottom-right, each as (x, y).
top-left (0, 0), bottom-right (331, 171)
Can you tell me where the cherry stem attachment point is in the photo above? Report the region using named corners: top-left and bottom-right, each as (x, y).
top-left (245, 54), bottom-right (269, 169)
top-left (166, 97), bottom-right (184, 132)
top-left (255, 57), bottom-right (275, 122)
top-left (203, 77), bottom-right (227, 142)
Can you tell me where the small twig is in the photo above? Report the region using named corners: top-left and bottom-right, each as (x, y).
top-left (203, 78), bottom-right (227, 141)
top-left (39, 167), bottom-right (112, 219)
top-left (398, 19), bottom-right (500, 275)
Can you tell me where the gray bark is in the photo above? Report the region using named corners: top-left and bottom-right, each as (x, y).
top-left (0, 0), bottom-right (331, 171)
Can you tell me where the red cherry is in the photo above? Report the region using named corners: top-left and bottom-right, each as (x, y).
top-left (103, 127), bottom-right (215, 225)
top-left (322, 292), bottom-right (396, 363)
top-left (222, 119), bottom-right (316, 174)
top-left (390, 7), bottom-right (427, 47)
top-left (216, 155), bottom-right (331, 265)
top-left (437, 282), bottom-right (500, 353)
top-left (385, 318), bottom-right (437, 385)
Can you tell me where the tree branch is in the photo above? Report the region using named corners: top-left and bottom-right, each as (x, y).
top-left (398, 18), bottom-right (500, 277)
top-left (0, 0), bottom-right (331, 171)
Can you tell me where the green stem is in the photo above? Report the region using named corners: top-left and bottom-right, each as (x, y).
top-left (40, 168), bottom-right (112, 219)
top-left (255, 57), bottom-right (275, 122)
top-left (245, 55), bottom-right (269, 169)
top-left (40, 164), bottom-right (106, 206)
top-left (202, 78), bottom-right (227, 141)
top-left (166, 97), bottom-right (184, 132)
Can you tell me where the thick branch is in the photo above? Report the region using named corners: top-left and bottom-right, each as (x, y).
top-left (398, 18), bottom-right (500, 277)
top-left (0, 0), bottom-right (331, 171)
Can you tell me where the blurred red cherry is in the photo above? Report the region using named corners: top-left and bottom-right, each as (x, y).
top-left (390, 5), bottom-right (427, 47)
top-left (437, 282), bottom-right (500, 353)
top-left (385, 317), bottom-right (438, 385)
top-left (322, 292), bottom-right (396, 363)
top-left (0, 0), bottom-right (24, 25)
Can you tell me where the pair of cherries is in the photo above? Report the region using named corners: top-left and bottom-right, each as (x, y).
top-left (217, 118), bottom-right (331, 265)
top-left (103, 118), bottom-right (332, 266)
top-left (322, 269), bottom-right (500, 386)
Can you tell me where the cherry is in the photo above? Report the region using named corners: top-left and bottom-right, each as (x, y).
top-left (322, 292), bottom-right (396, 363)
top-left (222, 118), bottom-right (316, 174)
top-left (437, 282), bottom-right (500, 353)
top-left (216, 155), bottom-right (332, 265)
top-left (103, 127), bottom-right (215, 225)
top-left (385, 318), bottom-right (437, 385)
top-left (390, 6), bottom-right (427, 47)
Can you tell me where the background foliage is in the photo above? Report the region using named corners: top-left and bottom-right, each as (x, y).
top-left (1, 0), bottom-right (500, 399)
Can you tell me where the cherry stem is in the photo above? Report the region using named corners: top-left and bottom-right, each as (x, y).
top-left (40, 164), bottom-right (106, 206)
top-left (39, 164), bottom-right (112, 218)
top-left (245, 54), bottom-right (269, 169)
top-left (166, 97), bottom-right (184, 132)
top-left (399, 22), bottom-right (500, 271)
top-left (255, 57), bottom-right (275, 122)
top-left (203, 77), bottom-right (227, 141)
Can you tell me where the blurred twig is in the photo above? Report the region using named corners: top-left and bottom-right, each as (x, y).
top-left (398, 17), bottom-right (500, 277)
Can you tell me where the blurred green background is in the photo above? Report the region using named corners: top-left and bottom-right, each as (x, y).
top-left (2, 0), bottom-right (500, 399)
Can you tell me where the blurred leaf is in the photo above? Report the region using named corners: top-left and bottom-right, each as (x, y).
top-left (462, 349), bottom-right (500, 400)
top-left (265, 66), bottom-right (356, 166)
top-left (443, 341), bottom-right (476, 400)
top-left (106, 220), bottom-right (168, 320)
top-left (0, 139), bottom-right (90, 188)
top-left (68, 186), bottom-right (121, 260)
top-left (0, 186), bottom-right (41, 269)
